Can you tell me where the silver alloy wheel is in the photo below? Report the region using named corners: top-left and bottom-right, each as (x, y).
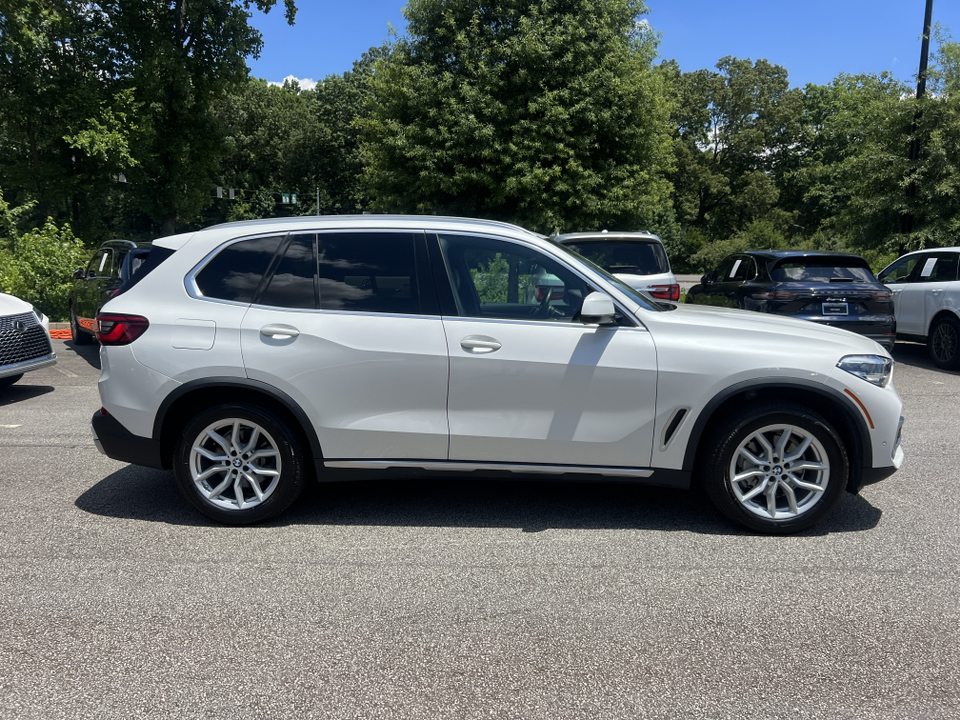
top-left (931, 320), bottom-right (958, 365)
top-left (189, 418), bottom-right (282, 511)
top-left (727, 423), bottom-right (830, 520)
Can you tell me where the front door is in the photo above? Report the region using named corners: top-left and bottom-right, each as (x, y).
top-left (435, 232), bottom-right (658, 469)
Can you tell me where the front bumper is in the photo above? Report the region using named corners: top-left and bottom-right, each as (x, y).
top-left (91, 409), bottom-right (165, 469)
top-left (0, 352), bottom-right (57, 379)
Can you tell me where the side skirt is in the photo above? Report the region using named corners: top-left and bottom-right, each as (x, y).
top-left (316, 459), bottom-right (691, 490)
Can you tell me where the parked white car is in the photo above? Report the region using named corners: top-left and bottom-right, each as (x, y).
top-left (91, 216), bottom-right (903, 533)
top-left (0, 293), bottom-right (56, 388)
top-left (555, 231), bottom-right (680, 301)
top-left (878, 248), bottom-right (960, 369)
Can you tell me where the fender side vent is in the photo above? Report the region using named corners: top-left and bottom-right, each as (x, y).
top-left (660, 407), bottom-right (689, 451)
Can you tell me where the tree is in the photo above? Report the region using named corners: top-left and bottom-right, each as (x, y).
top-left (359, 0), bottom-right (674, 234)
top-left (103, 0), bottom-right (298, 236)
top-left (666, 57), bottom-right (803, 241)
top-left (0, 0), bottom-right (135, 240)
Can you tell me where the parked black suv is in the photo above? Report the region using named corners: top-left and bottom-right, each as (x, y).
top-left (70, 240), bottom-right (151, 344)
top-left (686, 250), bottom-right (896, 350)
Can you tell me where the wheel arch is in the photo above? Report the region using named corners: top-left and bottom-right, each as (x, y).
top-left (153, 378), bottom-right (323, 471)
top-left (682, 378), bottom-right (871, 492)
top-left (928, 306), bottom-right (960, 335)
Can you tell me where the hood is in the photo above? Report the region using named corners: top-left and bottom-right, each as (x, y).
top-left (0, 293), bottom-right (34, 317)
top-left (658, 302), bottom-right (887, 356)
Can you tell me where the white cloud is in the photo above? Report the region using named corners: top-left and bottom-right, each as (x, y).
top-left (268, 75), bottom-right (317, 91)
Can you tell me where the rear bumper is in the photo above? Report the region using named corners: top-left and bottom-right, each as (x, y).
top-left (91, 409), bottom-right (165, 469)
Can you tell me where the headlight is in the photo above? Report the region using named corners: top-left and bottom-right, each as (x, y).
top-left (837, 354), bottom-right (893, 387)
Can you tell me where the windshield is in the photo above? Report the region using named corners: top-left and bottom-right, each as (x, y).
top-left (551, 241), bottom-right (664, 311)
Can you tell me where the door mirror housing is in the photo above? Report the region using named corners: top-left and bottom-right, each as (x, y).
top-left (580, 292), bottom-right (617, 325)
top-left (74, 268), bottom-right (85, 280)
top-left (701, 272), bottom-right (713, 285)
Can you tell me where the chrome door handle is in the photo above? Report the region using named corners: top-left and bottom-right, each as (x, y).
top-left (460, 335), bottom-right (501, 353)
top-left (260, 324), bottom-right (300, 339)
top-left (931, 289), bottom-right (944, 294)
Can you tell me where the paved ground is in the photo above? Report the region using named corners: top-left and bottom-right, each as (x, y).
top-left (0, 339), bottom-right (957, 719)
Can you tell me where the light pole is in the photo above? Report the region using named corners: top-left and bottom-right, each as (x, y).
top-left (902, 0), bottom-right (935, 242)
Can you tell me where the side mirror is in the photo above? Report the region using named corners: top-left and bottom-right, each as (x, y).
top-left (74, 268), bottom-right (85, 280)
top-left (580, 291), bottom-right (617, 325)
top-left (700, 272), bottom-right (713, 285)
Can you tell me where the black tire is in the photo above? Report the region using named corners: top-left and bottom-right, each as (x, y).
top-left (928, 315), bottom-right (960, 371)
top-left (70, 307), bottom-right (93, 345)
top-left (0, 374), bottom-right (23, 389)
top-left (173, 403), bottom-right (307, 525)
top-left (699, 403), bottom-right (848, 534)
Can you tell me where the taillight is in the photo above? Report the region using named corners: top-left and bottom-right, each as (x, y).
top-left (535, 285), bottom-right (564, 301)
top-left (873, 290), bottom-right (892, 301)
top-left (648, 284), bottom-right (680, 302)
top-left (96, 314), bottom-right (149, 345)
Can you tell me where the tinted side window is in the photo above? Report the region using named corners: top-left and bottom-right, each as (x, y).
top-left (195, 235), bottom-right (285, 303)
top-left (917, 253), bottom-right (959, 283)
top-left (878, 255), bottom-right (924, 284)
top-left (712, 256), bottom-right (737, 281)
top-left (112, 250), bottom-right (128, 279)
top-left (730, 256), bottom-right (755, 282)
top-left (438, 233), bottom-right (593, 322)
top-left (317, 232), bottom-right (419, 314)
top-left (88, 249), bottom-right (113, 277)
top-left (260, 234), bottom-right (317, 309)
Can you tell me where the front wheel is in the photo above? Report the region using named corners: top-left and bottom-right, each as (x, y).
top-left (699, 404), bottom-right (848, 534)
top-left (173, 404), bottom-right (307, 525)
top-left (929, 315), bottom-right (960, 370)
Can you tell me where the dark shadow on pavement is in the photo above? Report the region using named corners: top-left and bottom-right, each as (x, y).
top-left (0, 384), bottom-right (55, 406)
top-left (62, 339), bottom-right (102, 370)
top-left (76, 465), bottom-right (883, 536)
top-left (890, 340), bottom-right (959, 374)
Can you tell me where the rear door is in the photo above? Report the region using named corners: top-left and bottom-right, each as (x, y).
top-left (898, 253), bottom-right (959, 335)
top-left (240, 230), bottom-right (450, 461)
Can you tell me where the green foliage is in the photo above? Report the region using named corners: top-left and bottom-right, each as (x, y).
top-left (665, 57), bottom-right (803, 241)
top-left (0, 218), bottom-right (88, 321)
top-left (360, 0), bottom-right (674, 234)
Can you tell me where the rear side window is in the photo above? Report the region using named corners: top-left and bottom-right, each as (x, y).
top-left (771, 258), bottom-right (875, 283)
top-left (316, 232), bottom-right (419, 314)
top-left (259, 234), bottom-right (318, 309)
top-left (195, 235), bottom-right (285, 303)
top-left (916, 253), bottom-right (959, 283)
top-left (565, 241), bottom-right (668, 275)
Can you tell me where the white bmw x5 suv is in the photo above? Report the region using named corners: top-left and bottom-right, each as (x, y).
top-left (92, 216), bottom-right (904, 533)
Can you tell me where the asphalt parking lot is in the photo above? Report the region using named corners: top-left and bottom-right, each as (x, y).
top-left (0, 339), bottom-right (957, 719)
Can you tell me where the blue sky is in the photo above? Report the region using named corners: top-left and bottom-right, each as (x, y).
top-left (247, 1), bottom-right (958, 91)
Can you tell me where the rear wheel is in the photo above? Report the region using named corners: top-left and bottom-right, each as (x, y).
top-left (173, 403), bottom-right (307, 524)
top-left (700, 403), bottom-right (848, 534)
top-left (929, 315), bottom-right (960, 370)
top-left (70, 307), bottom-right (93, 345)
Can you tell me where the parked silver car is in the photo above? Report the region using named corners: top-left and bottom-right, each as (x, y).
top-left (554, 231), bottom-right (680, 301)
top-left (878, 247), bottom-right (960, 369)
top-left (91, 215), bottom-right (903, 533)
top-left (0, 293), bottom-right (56, 388)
